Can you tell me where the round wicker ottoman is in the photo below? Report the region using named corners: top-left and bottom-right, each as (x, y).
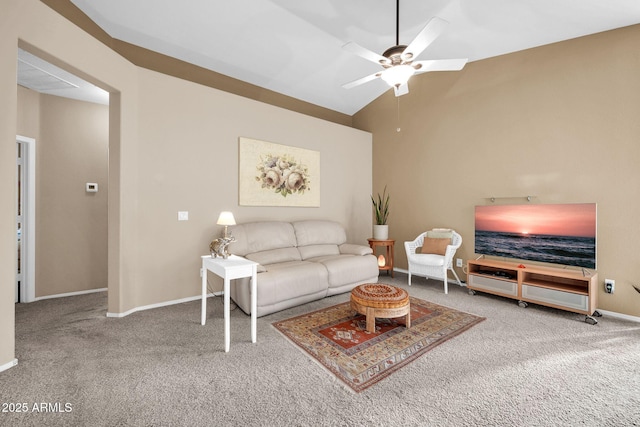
top-left (350, 284), bottom-right (411, 333)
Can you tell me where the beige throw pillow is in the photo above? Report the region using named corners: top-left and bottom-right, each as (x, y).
top-left (420, 237), bottom-right (450, 256)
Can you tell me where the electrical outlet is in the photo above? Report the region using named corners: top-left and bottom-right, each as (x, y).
top-left (178, 211), bottom-right (189, 221)
top-left (605, 279), bottom-right (615, 294)
top-left (456, 258), bottom-right (463, 268)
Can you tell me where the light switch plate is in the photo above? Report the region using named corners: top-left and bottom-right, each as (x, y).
top-left (178, 211), bottom-right (189, 221)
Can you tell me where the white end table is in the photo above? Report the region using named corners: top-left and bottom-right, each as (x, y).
top-left (201, 254), bottom-right (258, 352)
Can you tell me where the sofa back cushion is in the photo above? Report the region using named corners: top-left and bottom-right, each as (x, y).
top-left (246, 247), bottom-right (302, 266)
top-left (293, 220), bottom-right (347, 246)
top-left (228, 221), bottom-right (297, 256)
top-left (298, 244), bottom-right (340, 260)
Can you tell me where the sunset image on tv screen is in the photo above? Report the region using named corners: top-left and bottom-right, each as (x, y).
top-left (475, 203), bottom-right (596, 269)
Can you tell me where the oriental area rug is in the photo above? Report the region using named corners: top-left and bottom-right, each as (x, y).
top-left (273, 297), bottom-right (485, 393)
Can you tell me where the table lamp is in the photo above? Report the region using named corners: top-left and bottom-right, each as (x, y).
top-left (217, 211), bottom-right (236, 238)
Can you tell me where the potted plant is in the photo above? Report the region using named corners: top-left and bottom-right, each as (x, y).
top-left (371, 186), bottom-right (390, 240)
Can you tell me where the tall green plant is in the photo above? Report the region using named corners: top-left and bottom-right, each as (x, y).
top-left (371, 186), bottom-right (390, 225)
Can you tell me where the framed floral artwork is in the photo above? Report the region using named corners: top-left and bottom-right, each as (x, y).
top-left (239, 137), bottom-right (320, 207)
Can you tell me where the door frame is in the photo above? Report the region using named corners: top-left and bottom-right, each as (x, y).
top-left (16, 135), bottom-right (36, 303)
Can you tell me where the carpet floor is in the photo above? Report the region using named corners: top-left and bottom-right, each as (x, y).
top-left (2, 273), bottom-right (640, 426)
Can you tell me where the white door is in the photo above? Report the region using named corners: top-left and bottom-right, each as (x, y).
top-left (15, 142), bottom-right (21, 303)
top-left (16, 136), bottom-right (36, 303)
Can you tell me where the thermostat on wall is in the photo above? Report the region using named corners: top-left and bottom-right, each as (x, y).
top-left (86, 183), bottom-right (98, 193)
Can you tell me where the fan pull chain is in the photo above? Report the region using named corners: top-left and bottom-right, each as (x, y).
top-left (396, 97), bottom-right (401, 132)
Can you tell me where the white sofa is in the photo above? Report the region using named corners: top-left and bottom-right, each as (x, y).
top-left (227, 220), bottom-right (379, 317)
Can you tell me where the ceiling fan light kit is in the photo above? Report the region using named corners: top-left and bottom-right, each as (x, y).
top-left (380, 64), bottom-right (414, 88)
top-left (342, 0), bottom-right (467, 97)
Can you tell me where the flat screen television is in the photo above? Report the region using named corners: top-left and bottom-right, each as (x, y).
top-left (474, 203), bottom-right (596, 269)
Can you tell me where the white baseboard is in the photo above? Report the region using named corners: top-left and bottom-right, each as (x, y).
top-left (391, 268), bottom-right (467, 285)
top-left (35, 287), bottom-right (108, 301)
top-left (106, 291), bottom-right (224, 318)
top-left (0, 358), bottom-right (18, 373)
top-left (31, 287), bottom-right (224, 319)
top-left (597, 309), bottom-right (640, 323)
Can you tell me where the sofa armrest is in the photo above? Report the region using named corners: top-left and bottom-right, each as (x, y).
top-left (339, 244), bottom-right (373, 256)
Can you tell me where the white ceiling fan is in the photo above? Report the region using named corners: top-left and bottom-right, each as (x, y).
top-left (342, 0), bottom-right (468, 97)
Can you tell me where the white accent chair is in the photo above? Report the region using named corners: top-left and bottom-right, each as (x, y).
top-left (404, 230), bottom-right (463, 294)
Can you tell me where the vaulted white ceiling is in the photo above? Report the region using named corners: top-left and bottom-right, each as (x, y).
top-left (27, 1), bottom-right (640, 114)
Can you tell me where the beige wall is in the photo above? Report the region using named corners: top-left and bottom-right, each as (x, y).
top-left (0, 35), bottom-right (17, 369)
top-left (0, 0), bottom-right (372, 369)
top-left (354, 24), bottom-right (640, 317)
top-left (131, 67), bottom-right (372, 308)
top-left (37, 94), bottom-right (109, 296)
top-left (17, 85), bottom-right (39, 137)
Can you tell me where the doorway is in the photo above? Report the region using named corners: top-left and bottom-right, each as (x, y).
top-left (16, 46), bottom-right (110, 303)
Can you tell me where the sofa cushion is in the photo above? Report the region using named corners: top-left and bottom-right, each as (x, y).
top-left (293, 220), bottom-right (347, 246)
top-left (339, 244), bottom-right (373, 256)
top-left (245, 247), bottom-right (301, 265)
top-left (310, 254), bottom-right (379, 288)
top-left (409, 253), bottom-right (445, 267)
top-left (228, 221), bottom-right (296, 256)
top-left (298, 244), bottom-right (340, 260)
top-left (255, 261), bottom-right (328, 307)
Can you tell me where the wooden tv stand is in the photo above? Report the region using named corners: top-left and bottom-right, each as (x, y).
top-left (467, 259), bottom-right (600, 324)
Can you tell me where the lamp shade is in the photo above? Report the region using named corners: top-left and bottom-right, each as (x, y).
top-left (216, 211), bottom-right (236, 226)
top-left (380, 64), bottom-right (415, 88)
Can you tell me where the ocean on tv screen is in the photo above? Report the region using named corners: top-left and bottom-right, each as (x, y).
top-left (475, 230), bottom-right (596, 269)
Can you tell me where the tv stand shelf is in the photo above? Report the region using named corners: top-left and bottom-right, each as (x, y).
top-left (467, 259), bottom-right (599, 324)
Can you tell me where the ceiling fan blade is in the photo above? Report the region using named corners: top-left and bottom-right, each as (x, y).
top-left (394, 83), bottom-right (409, 97)
top-left (343, 41), bottom-right (391, 66)
top-left (342, 71), bottom-right (382, 90)
top-left (413, 58), bottom-right (468, 73)
top-left (402, 17), bottom-right (449, 61)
